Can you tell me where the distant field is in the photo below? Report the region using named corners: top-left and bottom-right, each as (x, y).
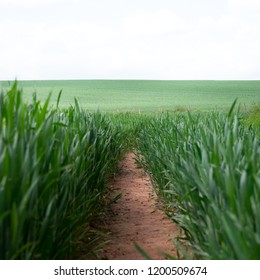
top-left (0, 80), bottom-right (259, 112)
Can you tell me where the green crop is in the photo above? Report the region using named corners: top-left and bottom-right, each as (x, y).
top-left (1, 80), bottom-right (259, 112)
top-left (0, 82), bottom-right (124, 259)
top-left (245, 104), bottom-right (260, 129)
top-left (136, 105), bottom-right (260, 259)
top-left (1, 81), bottom-right (259, 260)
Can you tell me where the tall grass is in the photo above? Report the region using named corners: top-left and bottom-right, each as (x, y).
top-left (106, 112), bottom-right (153, 148)
top-left (2, 81), bottom-right (259, 260)
top-left (136, 108), bottom-right (260, 259)
top-left (0, 82), bottom-right (124, 259)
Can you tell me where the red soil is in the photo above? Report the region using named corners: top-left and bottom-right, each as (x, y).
top-left (99, 153), bottom-right (180, 260)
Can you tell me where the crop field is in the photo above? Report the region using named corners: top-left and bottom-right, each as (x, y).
top-left (0, 81), bottom-right (260, 260)
top-left (0, 83), bottom-right (129, 259)
top-left (0, 80), bottom-right (260, 112)
top-left (136, 109), bottom-right (260, 259)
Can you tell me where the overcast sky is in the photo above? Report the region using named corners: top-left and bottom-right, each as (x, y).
top-left (0, 0), bottom-right (260, 80)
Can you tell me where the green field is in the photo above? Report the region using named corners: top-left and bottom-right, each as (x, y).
top-left (1, 80), bottom-right (259, 112)
top-left (1, 81), bottom-right (260, 260)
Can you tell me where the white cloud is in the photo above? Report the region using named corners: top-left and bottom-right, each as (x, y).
top-left (123, 9), bottom-right (187, 37)
top-left (0, 0), bottom-right (61, 7)
top-left (0, 0), bottom-right (259, 80)
top-left (228, 0), bottom-right (260, 9)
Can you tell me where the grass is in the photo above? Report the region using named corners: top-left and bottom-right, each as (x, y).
top-left (0, 82), bottom-right (127, 259)
top-left (244, 104), bottom-right (260, 129)
top-left (0, 80), bottom-right (259, 112)
top-left (1, 81), bottom-right (260, 260)
top-left (136, 106), bottom-right (260, 259)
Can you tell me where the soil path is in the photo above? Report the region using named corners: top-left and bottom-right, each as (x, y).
top-left (99, 152), bottom-right (180, 260)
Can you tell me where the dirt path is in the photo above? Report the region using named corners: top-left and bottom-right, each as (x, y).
top-left (99, 153), bottom-right (180, 260)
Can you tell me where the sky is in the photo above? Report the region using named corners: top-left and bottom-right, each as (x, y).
top-left (0, 0), bottom-right (260, 80)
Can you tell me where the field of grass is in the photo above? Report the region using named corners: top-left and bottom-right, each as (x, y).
top-left (0, 80), bottom-right (259, 112)
top-left (0, 81), bottom-right (260, 260)
top-left (0, 83), bottom-right (127, 259)
top-left (136, 108), bottom-right (260, 259)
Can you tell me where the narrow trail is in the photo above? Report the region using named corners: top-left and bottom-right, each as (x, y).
top-left (99, 153), bottom-right (180, 260)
